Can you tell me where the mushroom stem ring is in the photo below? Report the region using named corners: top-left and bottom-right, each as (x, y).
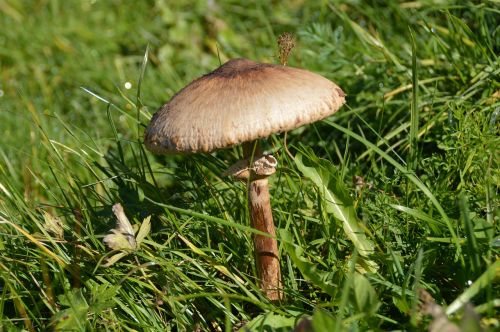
top-left (222, 154), bottom-right (277, 180)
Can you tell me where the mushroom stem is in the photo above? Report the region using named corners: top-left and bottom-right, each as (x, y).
top-left (242, 141), bottom-right (282, 301)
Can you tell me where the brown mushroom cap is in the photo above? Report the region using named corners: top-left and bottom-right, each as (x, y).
top-left (144, 58), bottom-right (346, 153)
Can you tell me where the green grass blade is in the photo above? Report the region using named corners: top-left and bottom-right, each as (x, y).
top-left (279, 229), bottom-right (336, 297)
top-left (458, 192), bottom-right (481, 277)
top-left (391, 204), bottom-right (446, 233)
top-left (144, 196), bottom-right (272, 238)
top-left (409, 27), bottom-right (419, 171)
top-left (446, 260), bottom-right (500, 315)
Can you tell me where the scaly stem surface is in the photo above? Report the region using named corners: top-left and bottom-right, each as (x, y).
top-left (242, 141), bottom-right (282, 300)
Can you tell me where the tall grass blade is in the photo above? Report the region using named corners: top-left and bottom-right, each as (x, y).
top-left (459, 192), bottom-right (481, 277)
top-left (446, 260), bottom-right (500, 315)
top-left (137, 44), bottom-right (149, 139)
top-left (409, 27), bottom-right (419, 171)
top-left (145, 196), bottom-right (271, 237)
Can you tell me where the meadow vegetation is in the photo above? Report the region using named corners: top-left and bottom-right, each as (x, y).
top-left (0, 0), bottom-right (498, 330)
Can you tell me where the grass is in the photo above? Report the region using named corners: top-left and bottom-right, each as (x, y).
top-left (0, 0), bottom-right (499, 330)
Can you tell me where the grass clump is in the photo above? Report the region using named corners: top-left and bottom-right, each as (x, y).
top-left (0, 1), bottom-right (498, 330)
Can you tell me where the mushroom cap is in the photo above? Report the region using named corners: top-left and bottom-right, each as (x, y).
top-left (144, 58), bottom-right (346, 154)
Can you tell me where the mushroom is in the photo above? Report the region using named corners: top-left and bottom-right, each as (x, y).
top-left (144, 58), bottom-right (345, 300)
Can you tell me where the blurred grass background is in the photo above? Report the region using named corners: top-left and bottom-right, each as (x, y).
top-left (0, 0), bottom-right (498, 331)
